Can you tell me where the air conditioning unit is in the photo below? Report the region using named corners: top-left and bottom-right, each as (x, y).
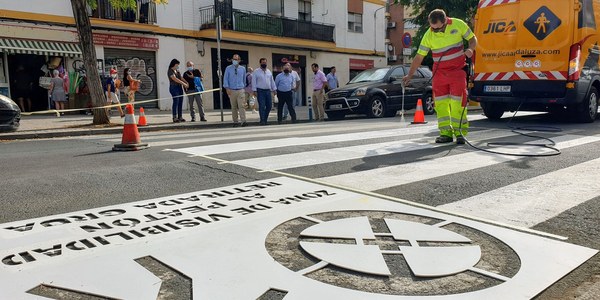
top-left (387, 22), bottom-right (396, 29)
top-left (388, 55), bottom-right (398, 61)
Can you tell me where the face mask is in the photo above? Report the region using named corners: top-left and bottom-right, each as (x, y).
top-left (260, 64), bottom-right (267, 69)
top-left (283, 69), bottom-right (290, 74)
top-left (232, 60), bottom-right (239, 66)
top-left (187, 67), bottom-right (193, 71)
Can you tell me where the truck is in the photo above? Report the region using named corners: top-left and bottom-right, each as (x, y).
top-left (469, 0), bottom-right (600, 122)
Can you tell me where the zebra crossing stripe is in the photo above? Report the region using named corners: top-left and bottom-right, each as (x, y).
top-left (229, 139), bottom-right (437, 170)
top-left (170, 127), bottom-right (438, 156)
top-left (439, 155), bottom-right (600, 228)
top-left (318, 135), bottom-right (600, 191)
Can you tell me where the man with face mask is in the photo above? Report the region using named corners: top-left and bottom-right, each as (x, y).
top-left (311, 63), bottom-right (328, 121)
top-left (183, 61), bottom-right (206, 122)
top-left (252, 58), bottom-right (277, 125)
top-left (223, 54), bottom-right (247, 127)
top-left (105, 68), bottom-right (124, 118)
top-left (275, 64), bottom-right (297, 124)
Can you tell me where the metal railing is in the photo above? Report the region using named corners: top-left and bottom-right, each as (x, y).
top-left (199, 5), bottom-right (335, 43)
top-left (90, 0), bottom-right (157, 24)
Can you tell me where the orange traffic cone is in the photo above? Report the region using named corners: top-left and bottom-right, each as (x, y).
top-left (113, 104), bottom-right (149, 151)
top-left (411, 98), bottom-right (428, 124)
top-left (138, 107), bottom-right (148, 126)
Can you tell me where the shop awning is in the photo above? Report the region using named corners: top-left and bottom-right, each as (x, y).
top-left (0, 38), bottom-right (82, 57)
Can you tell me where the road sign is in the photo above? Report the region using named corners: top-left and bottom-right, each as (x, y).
top-left (402, 32), bottom-right (412, 48)
top-left (403, 48), bottom-right (413, 56)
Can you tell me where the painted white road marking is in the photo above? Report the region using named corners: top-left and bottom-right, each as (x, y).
top-left (439, 156), bottom-right (600, 228)
top-left (169, 126), bottom-right (437, 155)
top-left (319, 135), bottom-right (600, 191)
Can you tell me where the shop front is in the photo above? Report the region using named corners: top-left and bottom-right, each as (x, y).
top-left (349, 58), bottom-right (375, 81)
top-left (0, 38), bottom-right (82, 112)
top-left (94, 33), bottom-right (159, 109)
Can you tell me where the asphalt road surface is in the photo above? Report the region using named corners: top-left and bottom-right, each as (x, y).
top-left (0, 111), bottom-right (598, 300)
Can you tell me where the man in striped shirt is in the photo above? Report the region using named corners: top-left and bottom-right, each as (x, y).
top-left (403, 9), bottom-right (477, 144)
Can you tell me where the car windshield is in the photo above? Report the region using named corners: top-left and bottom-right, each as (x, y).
top-left (349, 68), bottom-right (390, 83)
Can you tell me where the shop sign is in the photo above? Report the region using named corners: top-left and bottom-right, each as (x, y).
top-left (349, 58), bottom-right (374, 70)
top-left (92, 33), bottom-right (159, 50)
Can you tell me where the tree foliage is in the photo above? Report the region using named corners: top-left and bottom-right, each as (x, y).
top-left (397, 0), bottom-right (479, 65)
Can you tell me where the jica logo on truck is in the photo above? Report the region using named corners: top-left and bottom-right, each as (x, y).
top-left (483, 20), bottom-right (517, 34)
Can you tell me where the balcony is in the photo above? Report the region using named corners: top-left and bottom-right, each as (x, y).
top-left (89, 0), bottom-right (157, 24)
top-left (198, 5), bottom-right (335, 43)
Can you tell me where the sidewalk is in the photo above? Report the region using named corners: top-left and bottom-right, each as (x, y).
top-left (0, 105), bottom-right (482, 140)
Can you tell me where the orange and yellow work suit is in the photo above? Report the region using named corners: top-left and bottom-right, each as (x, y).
top-left (417, 18), bottom-right (475, 138)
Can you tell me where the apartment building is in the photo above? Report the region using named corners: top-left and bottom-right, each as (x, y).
top-left (0, 0), bottom-right (388, 111)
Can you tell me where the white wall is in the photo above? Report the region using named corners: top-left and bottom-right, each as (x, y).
top-left (0, 0), bottom-right (73, 17)
top-left (157, 36), bottom-right (186, 110)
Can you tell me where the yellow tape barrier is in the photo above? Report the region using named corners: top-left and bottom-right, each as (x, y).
top-left (20, 88), bottom-right (221, 117)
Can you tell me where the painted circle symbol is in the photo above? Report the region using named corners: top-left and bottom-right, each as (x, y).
top-left (533, 60), bottom-right (541, 68)
top-left (266, 211), bottom-right (520, 296)
top-left (524, 60), bottom-right (532, 68)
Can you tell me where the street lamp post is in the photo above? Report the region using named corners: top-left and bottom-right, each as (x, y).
top-left (217, 0), bottom-right (224, 122)
top-left (373, 5), bottom-right (386, 54)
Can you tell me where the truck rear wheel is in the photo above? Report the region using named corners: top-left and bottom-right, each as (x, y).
top-left (481, 102), bottom-right (505, 120)
top-left (575, 87), bottom-right (598, 123)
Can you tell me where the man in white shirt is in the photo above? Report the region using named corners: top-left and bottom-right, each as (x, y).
top-left (252, 58), bottom-right (277, 125)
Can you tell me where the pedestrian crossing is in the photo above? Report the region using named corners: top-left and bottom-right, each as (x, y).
top-left (158, 122), bottom-right (600, 233)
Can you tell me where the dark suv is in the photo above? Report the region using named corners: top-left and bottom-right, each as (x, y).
top-left (325, 65), bottom-right (434, 120)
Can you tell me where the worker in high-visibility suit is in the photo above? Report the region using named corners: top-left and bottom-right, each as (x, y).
top-left (403, 9), bottom-right (477, 144)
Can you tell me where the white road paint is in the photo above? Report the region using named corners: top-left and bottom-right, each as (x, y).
top-left (231, 138), bottom-right (436, 170)
top-left (169, 126), bottom-right (438, 155)
top-left (440, 156), bottom-right (600, 228)
top-left (319, 135), bottom-right (600, 191)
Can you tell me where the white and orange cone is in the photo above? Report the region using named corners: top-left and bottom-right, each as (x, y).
top-left (113, 104), bottom-right (149, 151)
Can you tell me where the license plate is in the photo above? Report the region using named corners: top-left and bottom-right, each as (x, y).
top-left (484, 85), bottom-right (511, 93)
top-left (330, 104), bottom-right (343, 109)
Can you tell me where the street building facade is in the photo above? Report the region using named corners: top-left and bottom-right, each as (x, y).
top-left (0, 0), bottom-right (388, 112)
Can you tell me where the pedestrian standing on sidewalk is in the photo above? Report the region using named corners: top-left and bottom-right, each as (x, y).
top-left (48, 69), bottom-right (67, 116)
top-left (183, 61), bottom-right (206, 122)
top-left (402, 9), bottom-right (477, 145)
top-left (282, 62), bottom-right (300, 120)
top-left (105, 68), bottom-right (124, 118)
top-left (326, 66), bottom-right (339, 92)
top-left (123, 68), bottom-right (141, 105)
top-left (223, 54), bottom-right (248, 127)
top-left (252, 58), bottom-right (276, 125)
top-left (275, 64), bottom-right (297, 124)
top-left (311, 63), bottom-right (328, 121)
top-left (192, 69), bottom-right (207, 121)
top-left (245, 67), bottom-right (257, 114)
top-left (167, 59), bottom-right (188, 123)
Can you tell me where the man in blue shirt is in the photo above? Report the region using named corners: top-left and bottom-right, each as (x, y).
top-left (275, 64), bottom-right (297, 124)
top-left (326, 66), bottom-right (339, 92)
top-left (223, 54), bottom-right (247, 127)
top-left (252, 58), bottom-right (277, 125)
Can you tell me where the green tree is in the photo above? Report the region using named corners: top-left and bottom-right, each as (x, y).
top-left (70, 0), bottom-right (166, 125)
top-left (396, 0), bottom-right (479, 66)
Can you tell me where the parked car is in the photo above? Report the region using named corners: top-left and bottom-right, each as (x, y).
top-left (324, 65), bottom-right (434, 120)
top-left (0, 95), bottom-right (21, 132)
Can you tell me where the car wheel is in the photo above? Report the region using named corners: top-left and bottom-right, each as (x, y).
top-left (481, 102), bottom-right (505, 120)
top-left (326, 111), bottom-right (346, 120)
top-left (423, 94), bottom-right (435, 115)
top-left (575, 87), bottom-right (598, 123)
top-left (367, 96), bottom-right (386, 118)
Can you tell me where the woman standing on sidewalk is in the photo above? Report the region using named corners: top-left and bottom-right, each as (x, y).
top-left (48, 70), bottom-right (67, 116)
top-left (167, 59), bottom-right (188, 123)
top-left (122, 68), bottom-right (141, 105)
